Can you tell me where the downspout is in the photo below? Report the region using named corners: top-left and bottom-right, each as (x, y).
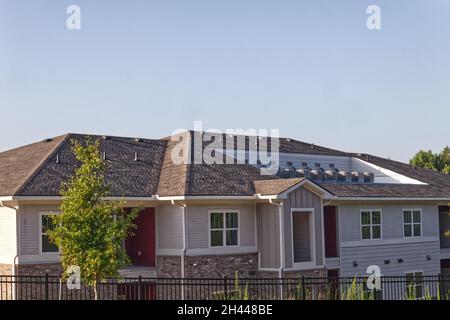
top-left (0, 200), bottom-right (19, 300)
top-left (258, 196), bottom-right (285, 297)
top-left (170, 199), bottom-right (187, 299)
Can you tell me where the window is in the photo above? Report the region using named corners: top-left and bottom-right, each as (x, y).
top-left (361, 210), bottom-right (381, 239)
top-left (210, 211), bottom-right (239, 247)
top-left (403, 210), bottom-right (421, 237)
top-left (405, 271), bottom-right (424, 299)
top-left (41, 214), bottom-right (58, 253)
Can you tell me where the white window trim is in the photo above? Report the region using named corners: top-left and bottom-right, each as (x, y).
top-left (404, 270), bottom-right (425, 299)
top-left (39, 212), bottom-right (60, 255)
top-left (360, 209), bottom-right (383, 241)
top-left (402, 209), bottom-right (422, 238)
top-left (290, 208), bottom-right (316, 270)
top-left (208, 210), bottom-right (240, 248)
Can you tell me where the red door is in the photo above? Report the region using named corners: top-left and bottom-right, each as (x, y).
top-left (125, 208), bottom-right (156, 267)
top-left (324, 206), bottom-right (338, 258)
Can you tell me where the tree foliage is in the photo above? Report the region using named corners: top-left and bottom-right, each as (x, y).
top-left (409, 146), bottom-right (450, 174)
top-left (47, 138), bottom-right (140, 298)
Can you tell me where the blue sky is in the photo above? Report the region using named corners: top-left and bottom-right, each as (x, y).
top-left (0, 0), bottom-right (449, 162)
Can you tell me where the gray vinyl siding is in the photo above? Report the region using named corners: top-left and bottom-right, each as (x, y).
top-left (339, 205), bottom-right (439, 242)
top-left (186, 203), bottom-right (256, 249)
top-left (0, 206), bottom-right (17, 258)
top-left (339, 241), bottom-right (441, 277)
top-left (439, 209), bottom-right (450, 248)
top-left (157, 205), bottom-right (184, 250)
top-left (338, 204), bottom-right (441, 277)
top-left (256, 203), bottom-right (280, 269)
top-left (283, 186), bottom-right (324, 268)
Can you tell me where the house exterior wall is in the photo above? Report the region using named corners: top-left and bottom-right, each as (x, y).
top-left (439, 207), bottom-right (450, 248)
top-left (0, 206), bottom-right (17, 265)
top-left (185, 203), bottom-right (257, 255)
top-left (256, 203), bottom-right (280, 269)
top-left (283, 187), bottom-right (324, 269)
top-left (338, 204), bottom-right (441, 277)
top-left (156, 205), bottom-right (184, 254)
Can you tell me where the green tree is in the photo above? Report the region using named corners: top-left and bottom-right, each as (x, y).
top-left (47, 138), bottom-right (140, 299)
top-left (409, 146), bottom-right (450, 173)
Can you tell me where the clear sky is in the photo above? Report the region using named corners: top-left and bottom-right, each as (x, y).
top-left (0, 0), bottom-right (449, 162)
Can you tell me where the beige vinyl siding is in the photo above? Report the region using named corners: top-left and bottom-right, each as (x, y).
top-left (186, 203), bottom-right (256, 250)
top-left (19, 204), bottom-right (59, 255)
top-left (256, 203), bottom-right (280, 269)
top-left (157, 205), bottom-right (184, 250)
top-left (283, 187), bottom-right (323, 268)
top-left (0, 206), bottom-right (17, 260)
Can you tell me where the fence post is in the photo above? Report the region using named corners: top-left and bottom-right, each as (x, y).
top-left (138, 275), bottom-right (143, 301)
top-left (45, 273), bottom-right (49, 300)
top-left (301, 276), bottom-right (306, 300)
top-left (223, 276), bottom-right (228, 300)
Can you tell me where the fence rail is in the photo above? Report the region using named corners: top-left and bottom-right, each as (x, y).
top-left (1, 275), bottom-right (450, 300)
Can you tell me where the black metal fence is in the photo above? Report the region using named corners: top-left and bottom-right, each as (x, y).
top-left (1, 275), bottom-right (450, 300)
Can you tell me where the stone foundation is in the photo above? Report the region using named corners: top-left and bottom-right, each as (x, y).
top-left (16, 263), bottom-right (63, 276)
top-left (157, 256), bottom-right (182, 278)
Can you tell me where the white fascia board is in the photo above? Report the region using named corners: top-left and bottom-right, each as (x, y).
top-left (353, 158), bottom-right (427, 185)
top-left (336, 197), bottom-right (450, 201)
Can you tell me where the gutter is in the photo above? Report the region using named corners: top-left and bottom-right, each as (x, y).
top-left (0, 200), bottom-right (19, 300)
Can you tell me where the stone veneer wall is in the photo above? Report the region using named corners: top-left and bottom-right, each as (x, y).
top-left (185, 253), bottom-right (258, 278)
top-left (0, 264), bottom-right (12, 276)
top-left (157, 256), bottom-right (182, 278)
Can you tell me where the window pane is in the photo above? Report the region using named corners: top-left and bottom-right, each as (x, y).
top-left (371, 212), bottom-right (381, 224)
top-left (372, 226), bottom-right (381, 239)
top-left (210, 213), bottom-right (223, 229)
top-left (361, 212), bottom-right (371, 225)
top-left (210, 230), bottom-right (223, 246)
top-left (413, 211), bottom-right (421, 223)
top-left (413, 224), bottom-right (421, 237)
top-left (404, 224), bottom-right (412, 237)
top-left (403, 211), bottom-right (412, 223)
top-left (362, 226), bottom-right (371, 239)
top-left (42, 235), bottom-right (58, 253)
top-left (42, 215), bottom-right (55, 233)
top-left (226, 230), bottom-right (238, 246)
top-left (226, 212), bottom-right (238, 229)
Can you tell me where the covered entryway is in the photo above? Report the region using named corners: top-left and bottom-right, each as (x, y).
top-left (125, 207), bottom-right (156, 267)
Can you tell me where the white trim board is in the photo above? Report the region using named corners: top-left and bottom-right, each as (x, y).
top-left (340, 236), bottom-right (439, 248)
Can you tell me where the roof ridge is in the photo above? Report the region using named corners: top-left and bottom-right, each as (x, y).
top-left (13, 134), bottom-right (71, 196)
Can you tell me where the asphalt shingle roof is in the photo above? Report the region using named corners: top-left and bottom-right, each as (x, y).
top-left (0, 131), bottom-right (449, 199)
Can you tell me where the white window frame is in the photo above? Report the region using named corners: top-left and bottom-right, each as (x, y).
top-left (360, 209), bottom-right (382, 240)
top-left (404, 270), bottom-right (425, 299)
top-left (290, 208), bottom-right (316, 270)
top-left (39, 212), bottom-right (60, 254)
top-left (402, 209), bottom-right (422, 238)
top-left (208, 210), bottom-right (240, 248)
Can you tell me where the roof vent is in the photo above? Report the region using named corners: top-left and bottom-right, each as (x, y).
top-left (56, 154), bottom-right (60, 164)
top-left (134, 138), bottom-right (143, 143)
top-left (286, 138), bottom-right (291, 142)
top-left (102, 152), bottom-right (106, 160)
top-left (134, 152), bottom-right (139, 161)
top-left (43, 138), bottom-right (53, 143)
top-left (102, 135), bottom-right (109, 140)
top-left (311, 143), bottom-right (314, 150)
top-left (337, 171), bottom-right (349, 182)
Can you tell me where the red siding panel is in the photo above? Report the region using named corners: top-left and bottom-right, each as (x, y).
top-left (125, 208), bottom-right (156, 267)
top-left (324, 206), bottom-right (338, 258)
